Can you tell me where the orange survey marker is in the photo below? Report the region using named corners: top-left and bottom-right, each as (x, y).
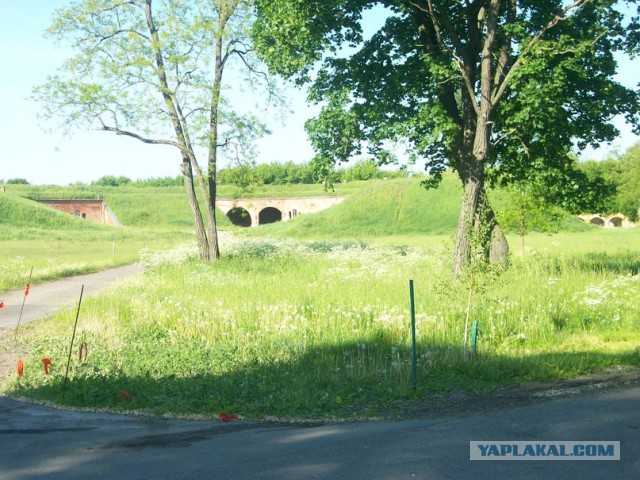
top-left (17, 360), bottom-right (24, 376)
top-left (42, 358), bottom-right (52, 375)
top-left (14, 267), bottom-right (34, 342)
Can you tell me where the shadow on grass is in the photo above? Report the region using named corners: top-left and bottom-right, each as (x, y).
top-left (6, 336), bottom-right (640, 420)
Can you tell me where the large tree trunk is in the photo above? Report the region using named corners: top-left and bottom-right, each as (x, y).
top-left (453, 167), bottom-right (483, 276)
top-left (453, 176), bottom-right (509, 276)
top-left (206, 172), bottom-right (220, 259)
top-left (202, 23), bottom-right (227, 262)
top-left (453, 113), bottom-right (509, 275)
top-left (181, 158), bottom-right (210, 261)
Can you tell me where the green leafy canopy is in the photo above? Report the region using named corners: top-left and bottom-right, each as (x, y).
top-left (253, 0), bottom-right (640, 208)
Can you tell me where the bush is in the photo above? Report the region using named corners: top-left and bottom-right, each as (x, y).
top-left (92, 176), bottom-right (132, 187)
top-left (5, 178), bottom-right (30, 185)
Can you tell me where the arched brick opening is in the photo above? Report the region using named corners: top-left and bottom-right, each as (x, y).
top-left (226, 207), bottom-right (251, 227)
top-left (609, 216), bottom-right (623, 227)
top-left (259, 207), bottom-right (282, 225)
top-left (590, 217), bottom-right (605, 227)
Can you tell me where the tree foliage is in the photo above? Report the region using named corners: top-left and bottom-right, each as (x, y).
top-left (4, 178), bottom-right (30, 185)
top-left (616, 142), bottom-right (640, 220)
top-left (253, 0), bottom-right (640, 273)
top-left (217, 158), bottom-right (407, 185)
top-left (92, 176), bottom-right (132, 187)
top-left (580, 141), bottom-right (640, 220)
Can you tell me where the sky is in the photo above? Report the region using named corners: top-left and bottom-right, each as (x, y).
top-left (0, 1), bottom-right (638, 186)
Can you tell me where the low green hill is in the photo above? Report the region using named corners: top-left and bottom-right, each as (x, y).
top-left (3, 186), bottom-right (233, 230)
top-left (252, 174), bottom-right (588, 238)
top-left (0, 193), bottom-right (109, 232)
top-left (3, 174), bottom-right (588, 235)
top-left (252, 176), bottom-right (460, 238)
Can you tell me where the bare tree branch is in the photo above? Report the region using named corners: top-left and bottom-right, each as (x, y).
top-left (98, 122), bottom-right (179, 147)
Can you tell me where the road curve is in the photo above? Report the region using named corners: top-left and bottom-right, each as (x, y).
top-left (0, 264), bottom-right (143, 379)
top-left (0, 383), bottom-right (638, 479)
top-left (0, 264), bottom-right (143, 335)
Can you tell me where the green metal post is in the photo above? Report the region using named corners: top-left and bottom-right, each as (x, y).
top-left (410, 280), bottom-right (417, 390)
top-left (471, 320), bottom-right (478, 356)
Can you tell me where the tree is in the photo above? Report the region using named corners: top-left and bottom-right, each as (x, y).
top-left (579, 141), bottom-right (640, 221)
top-left (616, 141), bottom-right (640, 221)
top-left (93, 175), bottom-right (132, 187)
top-left (34, 0), bottom-right (275, 260)
top-left (253, 0), bottom-right (640, 274)
top-left (5, 178), bottom-right (30, 185)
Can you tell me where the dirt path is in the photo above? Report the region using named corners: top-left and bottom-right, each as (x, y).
top-left (0, 264), bottom-right (143, 386)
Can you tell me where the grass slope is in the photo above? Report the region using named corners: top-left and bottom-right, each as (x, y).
top-left (3, 186), bottom-right (236, 230)
top-left (0, 192), bottom-right (190, 292)
top-left (253, 178), bottom-right (460, 238)
top-left (254, 174), bottom-right (590, 239)
top-left (0, 192), bottom-right (110, 233)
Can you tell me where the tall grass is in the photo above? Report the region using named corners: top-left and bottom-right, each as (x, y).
top-left (7, 232), bottom-right (639, 420)
top-left (0, 230), bottom-right (189, 292)
top-left (0, 192), bottom-right (191, 291)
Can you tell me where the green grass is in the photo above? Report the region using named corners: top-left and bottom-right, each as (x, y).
top-left (2, 178), bottom-right (638, 419)
top-left (0, 192), bottom-right (191, 291)
top-left (6, 231), bottom-right (639, 420)
top-left (251, 177), bottom-right (462, 238)
top-left (249, 174), bottom-right (587, 239)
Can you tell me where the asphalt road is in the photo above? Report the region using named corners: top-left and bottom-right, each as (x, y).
top-left (0, 265), bottom-right (638, 479)
top-left (0, 383), bottom-right (638, 479)
top-left (0, 264), bottom-right (144, 336)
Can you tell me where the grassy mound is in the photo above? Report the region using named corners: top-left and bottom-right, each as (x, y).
top-left (1, 186), bottom-right (232, 230)
top-left (0, 193), bottom-right (108, 232)
top-left (254, 174), bottom-right (587, 238)
top-left (252, 177), bottom-right (461, 238)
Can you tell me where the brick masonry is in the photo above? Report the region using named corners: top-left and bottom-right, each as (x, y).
top-left (36, 199), bottom-right (120, 227)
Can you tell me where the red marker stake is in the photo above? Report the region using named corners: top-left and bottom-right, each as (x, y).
top-left (42, 358), bottom-right (52, 375)
top-left (14, 267), bottom-right (33, 343)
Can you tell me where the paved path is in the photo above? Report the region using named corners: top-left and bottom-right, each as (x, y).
top-left (0, 264), bottom-right (143, 334)
top-left (0, 265), bottom-right (143, 378)
top-left (0, 383), bottom-right (638, 479)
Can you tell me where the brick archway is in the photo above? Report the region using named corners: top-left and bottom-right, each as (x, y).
top-left (226, 207), bottom-right (252, 227)
top-left (259, 207), bottom-right (282, 225)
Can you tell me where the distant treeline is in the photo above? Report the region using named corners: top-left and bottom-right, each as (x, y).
top-left (578, 141), bottom-right (640, 221)
top-left (217, 160), bottom-right (408, 186)
top-left (49, 159), bottom-right (408, 189)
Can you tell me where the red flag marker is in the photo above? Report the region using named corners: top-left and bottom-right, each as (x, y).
top-left (42, 358), bottom-right (52, 375)
top-left (218, 413), bottom-right (238, 422)
top-left (17, 360), bottom-right (24, 376)
top-left (0, 301), bottom-right (6, 316)
top-left (24, 283), bottom-right (30, 296)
